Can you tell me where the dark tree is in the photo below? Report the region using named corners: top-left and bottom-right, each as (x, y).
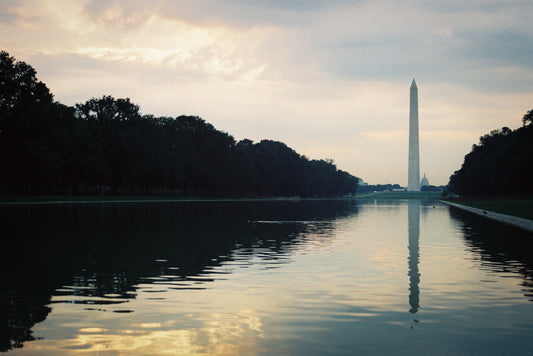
top-left (75, 96), bottom-right (142, 195)
top-left (1, 51), bottom-right (359, 197)
top-left (522, 109), bottom-right (533, 127)
top-left (0, 51), bottom-right (73, 194)
top-left (448, 111), bottom-right (533, 197)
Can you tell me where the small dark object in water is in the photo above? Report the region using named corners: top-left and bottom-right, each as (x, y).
top-left (483, 210), bottom-right (487, 214)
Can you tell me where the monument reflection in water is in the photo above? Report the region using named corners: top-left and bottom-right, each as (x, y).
top-left (2, 199), bottom-right (533, 355)
top-left (408, 200), bottom-right (420, 314)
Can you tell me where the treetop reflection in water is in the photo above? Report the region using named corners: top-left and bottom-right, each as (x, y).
top-left (1, 199), bottom-right (533, 355)
top-left (447, 205), bottom-right (533, 301)
top-left (0, 200), bottom-right (357, 352)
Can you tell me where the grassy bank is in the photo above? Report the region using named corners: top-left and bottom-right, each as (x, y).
top-left (0, 195), bottom-right (297, 204)
top-left (0, 191), bottom-right (444, 204)
top-left (445, 198), bottom-right (533, 220)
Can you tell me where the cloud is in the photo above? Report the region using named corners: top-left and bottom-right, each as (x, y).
top-left (1, 0), bottom-right (533, 185)
top-left (5, 0), bottom-right (532, 89)
top-left (0, 1), bottom-right (23, 23)
top-left (462, 31), bottom-right (533, 68)
top-left (1, 0), bottom-right (272, 81)
top-left (154, 0), bottom-right (359, 28)
top-left (306, 1), bottom-right (533, 90)
top-left (81, 0), bottom-right (157, 30)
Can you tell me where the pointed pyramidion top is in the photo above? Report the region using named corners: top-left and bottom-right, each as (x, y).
top-left (411, 78), bottom-right (417, 89)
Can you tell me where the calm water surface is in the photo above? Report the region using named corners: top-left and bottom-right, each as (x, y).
top-left (1, 199), bottom-right (533, 355)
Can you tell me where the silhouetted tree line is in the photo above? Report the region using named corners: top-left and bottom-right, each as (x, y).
top-left (0, 51), bottom-right (358, 197)
top-left (356, 183), bottom-right (403, 193)
top-left (421, 185), bottom-right (445, 192)
top-left (448, 110), bottom-right (533, 197)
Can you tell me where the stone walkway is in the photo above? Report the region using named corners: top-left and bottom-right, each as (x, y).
top-left (441, 200), bottom-right (533, 233)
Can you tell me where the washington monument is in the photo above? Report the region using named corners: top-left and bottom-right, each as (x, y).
top-left (408, 79), bottom-right (420, 191)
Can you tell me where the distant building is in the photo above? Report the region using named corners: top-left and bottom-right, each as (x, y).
top-left (420, 173), bottom-right (429, 187)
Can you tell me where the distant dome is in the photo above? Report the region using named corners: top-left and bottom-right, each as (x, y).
top-left (420, 173), bottom-right (429, 187)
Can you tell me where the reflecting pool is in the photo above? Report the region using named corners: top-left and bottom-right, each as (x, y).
top-left (1, 199), bottom-right (533, 354)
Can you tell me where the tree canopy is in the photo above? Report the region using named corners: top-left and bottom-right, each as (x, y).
top-left (448, 114), bottom-right (533, 197)
top-left (0, 50), bottom-right (359, 197)
top-left (522, 109), bottom-right (533, 127)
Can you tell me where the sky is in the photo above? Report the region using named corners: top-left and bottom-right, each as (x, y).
top-left (1, 0), bottom-right (532, 186)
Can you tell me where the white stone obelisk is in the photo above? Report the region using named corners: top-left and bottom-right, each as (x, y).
top-left (408, 79), bottom-right (420, 191)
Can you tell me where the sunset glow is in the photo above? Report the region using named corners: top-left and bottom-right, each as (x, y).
top-left (1, 0), bottom-right (532, 185)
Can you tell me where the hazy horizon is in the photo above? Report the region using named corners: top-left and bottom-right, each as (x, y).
top-left (1, 0), bottom-right (532, 186)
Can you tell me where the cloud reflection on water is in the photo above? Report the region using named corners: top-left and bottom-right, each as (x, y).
top-left (0, 200), bottom-right (357, 352)
top-left (24, 309), bottom-right (264, 355)
top-left (3, 200), bottom-right (533, 354)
